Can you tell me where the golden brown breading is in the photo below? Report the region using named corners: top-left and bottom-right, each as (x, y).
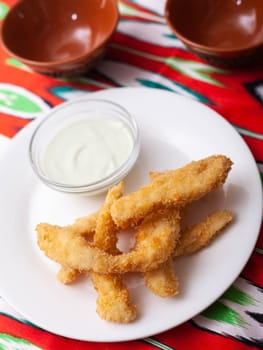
top-left (91, 273), bottom-right (137, 323)
top-left (143, 209), bottom-right (233, 297)
top-left (57, 266), bottom-right (81, 285)
top-left (56, 211), bottom-right (98, 284)
top-left (37, 208), bottom-right (180, 274)
top-left (93, 183), bottom-right (122, 254)
top-left (174, 209), bottom-right (233, 257)
top-left (36, 155), bottom-right (234, 323)
top-left (143, 258), bottom-right (179, 297)
top-left (71, 211), bottom-right (98, 238)
top-left (91, 182), bottom-right (137, 323)
top-left (110, 155), bottom-right (232, 229)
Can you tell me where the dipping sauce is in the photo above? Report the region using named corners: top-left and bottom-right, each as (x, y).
top-left (42, 118), bottom-right (134, 186)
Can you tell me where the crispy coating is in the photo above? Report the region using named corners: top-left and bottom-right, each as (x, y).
top-left (91, 273), bottom-right (137, 323)
top-left (56, 211), bottom-right (98, 284)
top-left (93, 183), bottom-right (122, 254)
top-left (174, 209), bottom-right (233, 257)
top-left (57, 183), bottom-right (123, 286)
top-left (39, 209), bottom-right (232, 275)
top-left (71, 211), bottom-right (98, 238)
top-left (57, 266), bottom-right (81, 285)
top-left (144, 209), bottom-right (233, 297)
top-left (142, 209), bottom-right (181, 297)
top-left (37, 209), bottom-right (180, 273)
top-left (128, 209), bottom-right (180, 270)
top-left (111, 155), bottom-right (233, 229)
top-left (36, 155), bottom-right (234, 323)
top-left (143, 258), bottom-right (179, 297)
top-left (149, 171), bottom-right (162, 181)
top-left (91, 182), bottom-right (137, 323)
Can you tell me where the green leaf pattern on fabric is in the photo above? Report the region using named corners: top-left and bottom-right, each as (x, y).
top-left (0, 83), bottom-right (50, 118)
top-left (0, 89), bottom-right (42, 113)
top-left (5, 58), bottom-right (29, 71)
top-left (194, 277), bottom-right (263, 341)
top-left (118, 2), bottom-right (162, 22)
top-left (136, 78), bottom-right (211, 104)
top-left (222, 285), bottom-right (258, 306)
top-left (0, 334), bottom-right (42, 350)
top-left (202, 301), bottom-right (248, 327)
top-left (0, 2), bottom-right (8, 20)
top-left (111, 43), bottom-right (226, 87)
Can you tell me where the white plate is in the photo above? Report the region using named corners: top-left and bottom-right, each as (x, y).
top-left (0, 87), bottom-right (262, 342)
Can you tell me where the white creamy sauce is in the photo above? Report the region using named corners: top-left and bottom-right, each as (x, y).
top-left (42, 119), bottom-right (134, 185)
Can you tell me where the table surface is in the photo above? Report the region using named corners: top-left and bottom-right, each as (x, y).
top-left (0, 0), bottom-right (262, 349)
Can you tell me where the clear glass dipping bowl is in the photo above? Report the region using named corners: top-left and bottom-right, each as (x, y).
top-left (29, 98), bottom-right (140, 195)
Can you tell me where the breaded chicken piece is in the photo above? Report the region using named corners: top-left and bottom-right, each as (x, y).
top-left (174, 209), bottom-right (233, 257)
top-left (71, 211), bottom-right (98, 238)
top-left (142, 208), bottom-right (181, 298)
top-left (36, 208), bottom-right (180, 274)
top-left (144, 209), bottom-right (233, 297)
top-left (36, 155), bottom-right (235, 323)
top-left (92, 273), bottom-right (137, 323)
top-left (128, 209), bottom-right (181, 271)
top-left (93, 183), bottom-right (122, 255)
top-left (111, 155), bottom-right (233, 229)
top-left (57, 266), bottom-right (81, 284)
top-left (57, 211), bottom-right (98, 284)
top-left (91, 182), bottom-right (137, 323)
top-left (143, 257), bottom-right (179, 297)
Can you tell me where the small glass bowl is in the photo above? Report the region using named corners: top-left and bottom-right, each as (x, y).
top-left (29, 98), bottom-right (140, 195)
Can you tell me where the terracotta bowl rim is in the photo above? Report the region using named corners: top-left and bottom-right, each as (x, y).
top-left (164, 0), bottom-right (263, 55)
top-left (0, 0), bottom-right (119, 67)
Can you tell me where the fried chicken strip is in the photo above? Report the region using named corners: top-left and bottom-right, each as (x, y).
top-left (36, 209), bottom-right (180, 273)
top-left (57, 266), bottom-right (81, 285)
top-left (143, 257), bottom-right (179, 297)
top-left (57, 211), bottom-right (98, 284)
top-left (111, 155), bottom-right (233, 229)
top-left (91, 182), bottom-right (137, 323)
top-left (92, 184), bottom-right (121, 255)
top-left (142, 206), bottom-right (181, 298)
top-left (143, 209), bottom-right (233, 297)
top-left (71, 211), bottom-right (98, 238)
top-left (174, 209), bottom-right (233, 257)
top-left (92, 274), bottom-right (136, 323)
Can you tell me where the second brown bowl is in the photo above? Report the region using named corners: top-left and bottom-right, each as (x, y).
top-left (165, 0), bottom-right (263, 67)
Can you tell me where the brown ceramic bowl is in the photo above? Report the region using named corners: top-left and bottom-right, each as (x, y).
top-left (1, 0), bottom-right (119, 76)
top-left (165, 0), bottom-right (263, 67)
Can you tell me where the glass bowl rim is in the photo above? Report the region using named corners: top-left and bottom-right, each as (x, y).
top-left (29, 97), bottom-right (140, 194)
